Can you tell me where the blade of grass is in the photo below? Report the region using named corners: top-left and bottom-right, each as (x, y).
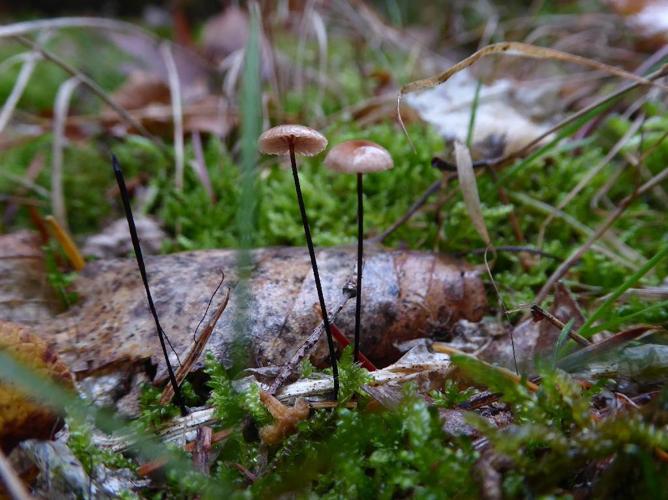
top-left (0, 351), bottom-right (204, 485)
top-left (454, 141), bottom-right (491, 246)
top-left (160, 42), bottom-right (185, 193)
top-left (587, 299), bottom-right (668, 336)
top-left (552, 318), bottom-right (575, 368)
top-left (466, 80), bottom-right (482, 148)
top-left (230, 1), bottom-right (263, 375)
top-left (579, 245), bottom-right (668, 337)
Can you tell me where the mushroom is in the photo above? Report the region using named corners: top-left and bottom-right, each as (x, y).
top-left (324, 140), bottom-right (393, 363)
top-left (258, 124), bottom-right (339, 398)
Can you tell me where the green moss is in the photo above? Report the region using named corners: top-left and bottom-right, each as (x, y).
top-left (67, 418), bottom-right (135, 474)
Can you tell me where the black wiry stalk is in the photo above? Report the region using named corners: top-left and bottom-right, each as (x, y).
top-left (111, 155), bottom-right (187, 415)
top-left (288, 143), bottom-right (339, 398)
top-left (354, 173), bottom-right (363, 363)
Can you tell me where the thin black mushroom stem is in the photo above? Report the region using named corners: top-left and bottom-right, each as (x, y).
top-left (258, 124), bottom-right (339, 399)
top-left (355, 172), bottom-right (363, 362)
top-left (324, 140), bottom-right (394, 364)
top-left (111, 155), bottom-right (188, 416)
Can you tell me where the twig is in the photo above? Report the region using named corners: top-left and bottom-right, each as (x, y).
top-left (15, 35), bottom-right (163, 148)
top-left (51, 76), bottom-right (81, 230)
top-left (136, 426), bottom-right (233, 477)
top-left (537, 113), bottom-right (645, 250)
top-left (529, 304), bottom-right (591, 346)
top-left (160, 286), bottom-right (230, 405)
top-left (535, 165), bottom-right (668, 303)
top-left (0, 447), bottom-right (33, 500)
top-left (454, 245), bottom-right (559, 259)
top-left (192, 426), bottom-right (213, 475)
top-left (372, 176), bottom-right (450, 244)
top-left (160, 42), bottom-right (185, 192)
top-left (0, 17), bottom-right (162, 41)
top-left (268, 288), bottom-right (355, 395)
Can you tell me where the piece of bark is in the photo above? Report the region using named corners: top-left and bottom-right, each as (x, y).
top-left (36, 245), bottom-right (486, 382)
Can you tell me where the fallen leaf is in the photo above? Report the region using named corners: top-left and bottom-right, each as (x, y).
top-left (454, 141), bottom-right (491, 246)
top-left (0, 321), bottom-right (74, 453)
top-left (35, 244), bottom-right (486, 387)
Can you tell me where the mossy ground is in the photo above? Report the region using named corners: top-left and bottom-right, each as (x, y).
top-left (2, 1), bottom-right (668, 497)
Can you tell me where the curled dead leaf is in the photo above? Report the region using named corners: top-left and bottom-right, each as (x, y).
top-left (0, 321), bottom-right (74, 453)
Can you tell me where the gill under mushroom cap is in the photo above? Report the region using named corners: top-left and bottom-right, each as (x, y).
top-left (324, 140), bottom-right (393, 174)
top-left (258, 124), bottom-right (328, 156)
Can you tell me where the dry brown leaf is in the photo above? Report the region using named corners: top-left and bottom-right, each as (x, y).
top-left (0, 321), bottom-right (74, 453)
top-left (32, 245), bottom-right (486, 383)
top-left (109, 71), bottom-right (171, 111)
top-left (454, 141), bottom-right (491, 247)
top-left (398, 41), bottom-right (668, 137)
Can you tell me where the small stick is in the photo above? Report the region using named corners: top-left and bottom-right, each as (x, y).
top-left (112, 155), bottom-right (187, 415)
top-left (454, 245), bottom-right (558, 259)
top-left (44, 215), bottom-right (85, 271)
top-left (15, 35), bottom-right (163, 148)
top-left (372, 176), bottom-right (450, 244)
top-left (137, 427), bottom-right (233, 477)
top-left (0, 447), bottom-right (33, 500)
top-left (535, 165), bottom-right (668, 303)
top-left (530, 305), bottom-right (591, 347)
top-left (160, 286), bottom-right (230, 405)
top-left (192, 426), bottom-right (213, 475)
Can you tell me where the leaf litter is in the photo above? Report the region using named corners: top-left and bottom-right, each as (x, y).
top-left (1, 1), bottom-right (668, 498)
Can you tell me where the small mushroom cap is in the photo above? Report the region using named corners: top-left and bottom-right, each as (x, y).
top-left (324, 140), bottom-right (393, 174)
top-left (258, 124), bottom-right (327, 156)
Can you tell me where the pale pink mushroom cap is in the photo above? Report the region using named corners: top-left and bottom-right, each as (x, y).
top-left (258, 124), bottom-right (327, 156)
top-left (324, 140), bottom-right (393, 174)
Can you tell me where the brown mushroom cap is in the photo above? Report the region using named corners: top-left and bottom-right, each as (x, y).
top-left (324, 140), bottom-right (393, 174)
top-left (258, 124), bottom-right (327, 156)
